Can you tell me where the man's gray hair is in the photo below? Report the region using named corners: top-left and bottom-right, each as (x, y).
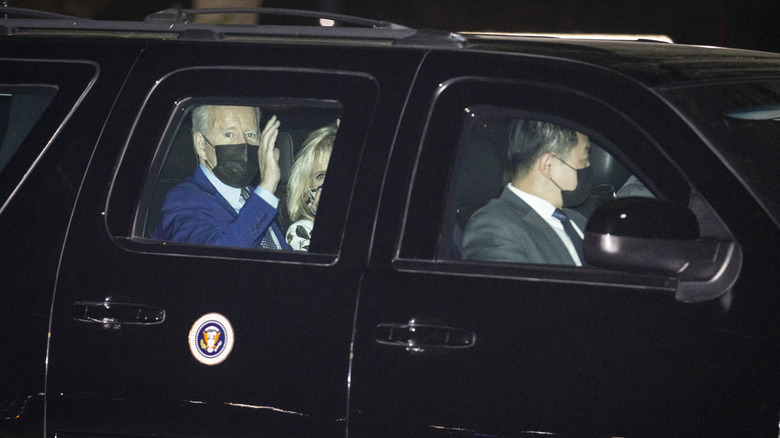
top-left (191, 105), bottom-right (261, 137)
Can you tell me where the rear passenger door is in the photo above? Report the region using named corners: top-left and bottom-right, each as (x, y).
top-left (44, 42), bottom-right (400, 437)
top-left (1, 52), bottom-right (136, 435)
top-left (350, 51), bottom-right (758, 436)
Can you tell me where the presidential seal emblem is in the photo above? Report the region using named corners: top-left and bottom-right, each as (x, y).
top-left (188, 313), bottom-right (234, 366)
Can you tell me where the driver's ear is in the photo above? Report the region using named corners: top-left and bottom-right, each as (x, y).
top-left (538, 152), bottom-right (555, 178)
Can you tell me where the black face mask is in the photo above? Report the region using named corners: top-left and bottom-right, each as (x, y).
top-left (551, 156), bottom-right (594, 207)
top-left (202, 134), bottom-right (259, 189)
top-left (307, 184), bottom-right (323, 216)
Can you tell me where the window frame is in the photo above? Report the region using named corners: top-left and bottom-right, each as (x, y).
top-left (133, 96), bottom-right (343, 239)
top-left (0, 85), bottom-right (58, 173)
top-left (106, 66), bottom-right (379, 263)
top-left (0, 59), bottom-right (98, 215)
top-left (395, 76), bottom-right (695, 289)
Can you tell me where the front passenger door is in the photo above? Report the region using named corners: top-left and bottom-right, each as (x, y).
top-left (350, 52), bottom-right (755, 437)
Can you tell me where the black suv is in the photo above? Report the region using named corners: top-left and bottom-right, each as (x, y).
top-left (2, 6), bottom-right (779, 437)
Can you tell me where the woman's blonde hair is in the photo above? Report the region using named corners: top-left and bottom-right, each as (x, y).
top-left (287, 123), bottom-right (337, 222)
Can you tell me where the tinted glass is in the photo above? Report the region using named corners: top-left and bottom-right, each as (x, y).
top-left (396, 78), bottom-right (680, 272)
top-left (440, 105), bottom-right (639, 265)
top-left (0, 87), bottom-right (56, 174)
top-left (136, 98), bottom-right (342, 253)
top-left (660, 80), bottom-right (780, 222)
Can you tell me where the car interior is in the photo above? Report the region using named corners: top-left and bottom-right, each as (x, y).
top-left (437, 109), bottom-right (635, 261)
top-left (138, 103), bottom-right (341, 240)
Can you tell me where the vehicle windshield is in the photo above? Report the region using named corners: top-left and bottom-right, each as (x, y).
top-left (660, 80), bottom-right (780, 224)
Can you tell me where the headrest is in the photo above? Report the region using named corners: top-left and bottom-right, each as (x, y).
top-left (276, 131), bottom-right (294, 185)
top-left (454, 118), bottom-right (512, 209)
top-left (160, 121), bottom-right (198, 181)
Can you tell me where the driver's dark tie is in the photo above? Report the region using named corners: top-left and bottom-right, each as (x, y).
top-left (552, 208), bottom-right (584, 265)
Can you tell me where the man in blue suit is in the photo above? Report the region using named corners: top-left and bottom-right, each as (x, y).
top-left (462, 119), bottom-right (592, 265)
top-left (154, 105), bottom-right (290, 250)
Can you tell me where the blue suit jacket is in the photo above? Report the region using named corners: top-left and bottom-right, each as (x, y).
top-left (462, 187), bottom-right (587, 265)
top-left (153, 166), bottom-right (290, 250)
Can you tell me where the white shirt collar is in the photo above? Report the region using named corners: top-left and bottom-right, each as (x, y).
top-left (506, 183), bottom-right (583, 266)
top-left (506, 182), bottom-right (556, 219)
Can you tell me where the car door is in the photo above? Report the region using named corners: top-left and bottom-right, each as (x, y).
top-left (0, 49), bottom-right (141, 435)
top-left (349, 51), bottom-right (766, 437)
top-left (43, 40), bottom-right (413, 437)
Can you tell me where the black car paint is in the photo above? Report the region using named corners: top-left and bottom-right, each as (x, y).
top-left (1, 12), bottom-right (779, 438)
top-left (51, 42), bottom-right (421, 436)
top-left (351, 50), bottom-right (776, 436)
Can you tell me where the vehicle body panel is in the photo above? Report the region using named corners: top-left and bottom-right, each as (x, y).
top-left (1, 9), bottom-right (779, 437)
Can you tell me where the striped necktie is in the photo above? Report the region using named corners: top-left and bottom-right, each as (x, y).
top-left (241, 188), bottom-right (277, 249)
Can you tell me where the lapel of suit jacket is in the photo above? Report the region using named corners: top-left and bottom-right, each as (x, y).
top-left (193, 167), bottom-right (289, 249)
top-left (499, 187), bottom-right (576, 265)
top-left (192, 166), bottom-right (239, 218)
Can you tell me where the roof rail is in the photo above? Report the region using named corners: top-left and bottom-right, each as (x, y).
top-left (0, 6), bottom-right (465, 48)
top-left (1, 6), bottom-right (87, 20)
top-left (144, 7), bottom-right (407, 30)
top-left (463, 32), bottom-right (674, 43)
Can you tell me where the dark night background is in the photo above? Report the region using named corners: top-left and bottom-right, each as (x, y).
top-left (17, 0), bottom-right (780, 53)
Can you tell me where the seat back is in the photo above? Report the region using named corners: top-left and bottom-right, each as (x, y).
top-left (141, 121), bottom-right (199, 238)
top-left (437, 117), bottom-right (512, 260)
top-left (271, 131), bottom-right (295, 230)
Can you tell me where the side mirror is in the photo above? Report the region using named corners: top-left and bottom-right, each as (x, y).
top-left (584, 197), bottom-right (741, 303)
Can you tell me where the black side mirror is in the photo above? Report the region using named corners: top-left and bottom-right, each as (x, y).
top-left (584, 197), bottom-right (740, 303)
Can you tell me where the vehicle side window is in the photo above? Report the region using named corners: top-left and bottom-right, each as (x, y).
top-left (136, 99), bottom-right (341, 253)
top-left (108, 67), bottom-right (378, 259)
top-left (397, 78), bottom-right (686, 269)
top-left (441, 105), bottom-right (652, 265)
top-left (0, 60), bottom-right (97, 213)
top-left (0, 87), bottom-right (56, 175)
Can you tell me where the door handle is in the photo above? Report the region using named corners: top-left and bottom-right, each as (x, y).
top-left (375, 319), bottom-right (476, 355)
top-left (72, 300), bottom-right (165, 328)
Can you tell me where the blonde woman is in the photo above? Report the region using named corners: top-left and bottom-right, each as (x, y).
top-left (285, 123), bottom-right (337, 251)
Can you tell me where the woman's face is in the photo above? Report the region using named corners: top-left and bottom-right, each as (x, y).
top-left (308, 151), bottom-right (330, 215)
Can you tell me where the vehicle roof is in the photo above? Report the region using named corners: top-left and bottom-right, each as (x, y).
top-left (462, 33), bottom-right (780, 87)
top-left (3, 6), bottom-right (780, 88)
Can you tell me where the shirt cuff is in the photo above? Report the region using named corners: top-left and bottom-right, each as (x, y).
top-left (253, 185), bottom-right (279, 209)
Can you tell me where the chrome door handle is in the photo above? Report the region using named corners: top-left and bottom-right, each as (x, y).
top-left (375, 319), bottom-right (476, 355)
top-left (72, 300), bottom-right (165, 328)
